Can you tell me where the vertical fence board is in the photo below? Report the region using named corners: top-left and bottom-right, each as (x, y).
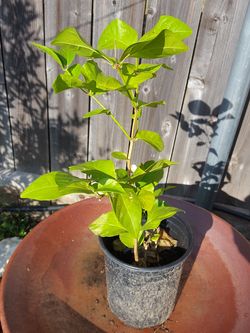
top-left (217, 102), bottom-right (250, 211)
top-left (45, 0), bottom-right (92, 170)
top-left (89, 0), bottom-right (146, 162)
top-left (0, 24), bottom-right (14, 169)
top-left (0, 0), bottom-right (49, 174)
top-left (132, 0), bottom-right (202, 169)
top-left (167, 0), bottom-right (250, 198)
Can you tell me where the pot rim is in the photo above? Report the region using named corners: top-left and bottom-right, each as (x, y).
top-left (99, 214), bottom-right (193, 272)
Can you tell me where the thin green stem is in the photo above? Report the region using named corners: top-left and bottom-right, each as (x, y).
top-left (127, 108), bottom-right (139, 174)
top-left (91, 95), bottom-right (131, 141)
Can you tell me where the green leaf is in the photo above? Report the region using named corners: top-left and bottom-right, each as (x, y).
top-left (121, 63), bottom-right (166, 89)
top-left (69, 160), bottom-right (117, 179)
top-left (112, 151), bottom-right (128, 160)
top-left (120, 29), bottom-right (188, 61)
top-left (93, 178), bottom-right (125, 194)
top-left (154, 187), bottom-right (165, 197)
top-left (32, 42), bottom-right (67, 69)
top-left (130, 160), bottom-right (175, 186)
top-left (89, 211), bottom-right (127, 237)
top-left (138, 189), bottom-right (155, 211)
top-left (115, 168), bottom-right (128, 180)
top-left (114, 191), bottom-right (142, 238)
top-left (142, 199), bottom-right (181, 231)
top-left (83, 108), bottom-right (110, 119)
top-left (98, 18), bottom-right (138, 50)
top-left (57, 47), bottom-right (76, 67)
top-left (52, 64), bottom-right (83, 93)
top-left (140, 15), bottom-right (192, 42)
top-left (20, 172), bottom-right (93, 200)
top-left (138, 100), bottom-right (166, 108)
top-left (136, 130), bottom-right (164, 152)
top-left (51, 27), bottom-right (108, 60)
top-left (81, 60), bottom-right (122, 95)
top-left (119, 232), bottom-right (135, 248)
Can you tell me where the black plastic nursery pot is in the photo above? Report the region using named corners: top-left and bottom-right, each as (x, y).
top-left (99, 215), bottom-right (193, 329)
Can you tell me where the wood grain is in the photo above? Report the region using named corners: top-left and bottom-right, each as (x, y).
top-left (0, 0), bottom-right (49, 174)
top-left (217, 100), bottom-right (250, 211)
top-left (88, 0), bottom-right (146, 164)
top-left (167, 0), bottom-right (250, 199)
top-left (0, 24), bottom-right (14, 170)
top-left (44, 0), bottom-right (92, 170)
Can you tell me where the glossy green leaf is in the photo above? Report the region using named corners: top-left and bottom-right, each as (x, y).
top-left (154, 187), bottom-right (165, 197)
top-left (69, 160), bottom-right (117, 179)
top-left (120, 29), bottom-right (188, 61)
top-left (52, 64), bottom-right (83, 93)
top-left (94, 178), bottom-right (125, 193)
top-left (20, 172), bottom-right (93, 200)
top-left (83, 108), bottom-right (110, 119)
top-left (98, 18), bottom-right (138, 50)
top-left (81, 60), bottom-right (122, 94)
top-left (51, 27), bottom-right (106, 60)
top-left (142, 199), bottom-right (181, 231)
top-left (115, 169), bottom-right (128, 180)
top-left (121, 63), bottom-right (166, 89)
top-left (111, 151), bottom-right (128, 160)
top-left (138, 100), bottom-right (166, 108)
top-left (119, 232), bottom-right (135, 248)
top-left (114, 191), bottom-right (142, 238)
top-left (57, 47), bottom-right (76, 67)
top-left (138, 189), bottom-right (155, 211)
top-left (32, 42), bottom-right (66, 69)
top-left (89, 211), bottom-right (127, 237)
top-left (136, 130), bottom-right (164, 152)
top-left (140, 15), bottom-right (192, 42)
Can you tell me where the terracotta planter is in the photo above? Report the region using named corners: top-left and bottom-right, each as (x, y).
top-left (1, 197), bottom-right (250, 333)
top-left (99, 215), bottom-right (193, 328)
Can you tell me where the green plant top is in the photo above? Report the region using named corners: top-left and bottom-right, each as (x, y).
top-left (21, 16), bottom-right (192, 263)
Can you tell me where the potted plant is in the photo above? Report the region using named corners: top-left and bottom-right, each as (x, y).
top-left (21, 16), bottom-right (193, 328)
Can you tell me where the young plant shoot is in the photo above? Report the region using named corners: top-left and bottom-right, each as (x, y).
top-left (21, 16), bottom-right (192, 265)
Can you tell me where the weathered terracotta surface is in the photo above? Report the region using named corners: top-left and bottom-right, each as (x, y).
top-left (0, 197), bottom-right (249, 333)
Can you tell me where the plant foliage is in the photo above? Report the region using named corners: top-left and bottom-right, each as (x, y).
top-left (21, 16), bottom-right (192, 262)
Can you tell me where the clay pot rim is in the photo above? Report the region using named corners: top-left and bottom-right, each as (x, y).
top-left (99, 214), bottom-right (194, 272)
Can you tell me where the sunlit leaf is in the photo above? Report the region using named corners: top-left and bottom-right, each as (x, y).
top-left (51, 27), bottom-right (108, 61)
top-left (119, 232), bottom-right (135, 248)
top-left (98, 18), bottom-right (138, 50)
top-left (89, 211), bottom-right (127, 237)
top-left (112, 151), bottom-right (128, 160)
top-left (114, 191), bottom-right (142, 238)
top-left (83, 108), bottom-right (110, 119)
top-left (136, 130), bottom-right (164, 152)
top-left (142, 199), bottom-right (181, 231)
top-left (52, 64), bottom-right (83, 93)
top-left (138, 100), bottom-right (166, 108)
top-left (20, 172), bottom-right (93, 200)
top-left (32, 42), bottom-right (67, 69)
top-left (139, 15), bottom-right (192, 42)
top-left (138, 189), bottom-right (155, 211)
top-left (120, 29), bottom-right (188, 61)
top-left (93, 178), bottom-right (125, 193)
top-left (69, 160), bottom-right (117, 179)
top-left (81, 60), bottom-right (122, 94)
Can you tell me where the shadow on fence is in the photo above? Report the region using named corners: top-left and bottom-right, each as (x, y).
top-left (168, 99), bottom-right (250, 210)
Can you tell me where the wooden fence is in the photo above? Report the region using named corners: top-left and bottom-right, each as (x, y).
top-left (0, 0), bottom-right (249, 211)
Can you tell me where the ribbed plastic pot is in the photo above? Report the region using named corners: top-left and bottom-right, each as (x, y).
top-left (99, 215), bottom-right (193, 328)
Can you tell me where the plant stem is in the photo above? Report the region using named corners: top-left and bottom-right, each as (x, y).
top-left (133, 239), bottom-right (139, 262)
top-left (127, 108), bottom-right (138, 174)
top-left (90, 95), bottom-right (131, 141)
